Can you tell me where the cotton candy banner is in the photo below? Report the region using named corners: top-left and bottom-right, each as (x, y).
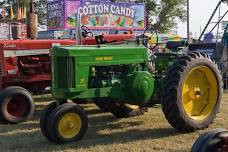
top-left (47, 0), bottom-right (146, 31)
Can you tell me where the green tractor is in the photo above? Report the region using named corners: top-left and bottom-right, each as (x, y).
top-left (40, 32), bottom-right (223, 144)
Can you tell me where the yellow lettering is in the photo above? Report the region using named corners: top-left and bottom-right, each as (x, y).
top-left (96, 56), bottom-right (113, 61)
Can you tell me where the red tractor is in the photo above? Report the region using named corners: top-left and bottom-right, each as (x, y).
top-left (0, 34), bottom-right (134, 124)
top-left (0, 39), bottom-right (75, 124)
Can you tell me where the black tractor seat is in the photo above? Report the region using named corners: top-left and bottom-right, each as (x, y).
top-left (166, 41), bottom-right (188, 50)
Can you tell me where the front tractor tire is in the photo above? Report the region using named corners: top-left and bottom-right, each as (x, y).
top-left (45, 103), bottom-right (88, 144)
top-left (94, 98), bottom-right (147, 118)
top-left (0, 86), bottom-right (35, 124)
top-left (40, 102), bottom-right (57, 142)
top-left (161, 52), bottom-right (223, 132)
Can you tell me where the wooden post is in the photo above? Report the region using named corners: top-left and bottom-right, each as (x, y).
top-left (29, 13), bottom-right (38, 39)
top-left (27, 0), bottom-right (38, 39)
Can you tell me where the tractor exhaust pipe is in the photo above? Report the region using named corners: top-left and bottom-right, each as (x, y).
top-left (75, 11), bottom-right (82, 45)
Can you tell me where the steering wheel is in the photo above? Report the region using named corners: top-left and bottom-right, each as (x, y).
top-left (81, 25), bottom-right (94, 38)
top-left (142, 25), bottom-right (158, 50)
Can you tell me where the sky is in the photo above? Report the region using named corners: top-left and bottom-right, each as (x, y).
top-left (177, 0), bottom-right (228, 38)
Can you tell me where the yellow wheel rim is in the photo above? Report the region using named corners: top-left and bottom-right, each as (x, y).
top-left (58, 113), bottom-right (82, 139)
top-left (182, 65), bottom-right (218, 121)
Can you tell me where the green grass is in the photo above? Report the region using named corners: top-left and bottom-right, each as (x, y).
top-left (0, 94), bottom-right (228, 152)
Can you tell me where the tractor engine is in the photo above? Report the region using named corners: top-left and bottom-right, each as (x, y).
top-left (18, 55), bottom-right (50, 76)
top-left (88, 65), bottom-right (127, 88)
top-left (88, 65), bottom-right (154, 104)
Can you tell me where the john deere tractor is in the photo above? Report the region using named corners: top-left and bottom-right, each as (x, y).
top-left (40, 31), bottom-right (223, 144)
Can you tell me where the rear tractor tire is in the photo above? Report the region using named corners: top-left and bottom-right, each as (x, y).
top-left (43, 103), bottom-right (88, 144)
top-left (94, 98), bottom-right (147, 118)
top-left (0, 86), bottom-right (35, 124)
top-left (161, 52), bottom-right (223, 132)
top-left (191, 128), bottom-right (228, 152)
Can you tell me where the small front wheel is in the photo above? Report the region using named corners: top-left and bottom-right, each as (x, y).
top-left (46, 103), bottom-right (88, 144)
top-left (40, 102), bottom-right (57, 142)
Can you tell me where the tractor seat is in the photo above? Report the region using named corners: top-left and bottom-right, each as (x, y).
top-left (166, 41), bottom-right (188, 50)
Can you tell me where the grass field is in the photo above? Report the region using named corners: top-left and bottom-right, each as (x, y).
top-left (0, 93), bottom-right (227, 152)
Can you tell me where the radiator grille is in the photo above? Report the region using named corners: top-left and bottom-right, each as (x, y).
top-left (57, 57), bottom-right (75, 88)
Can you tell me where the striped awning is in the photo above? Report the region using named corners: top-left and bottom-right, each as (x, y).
top-left (145, 33), bottom-right (182, 44)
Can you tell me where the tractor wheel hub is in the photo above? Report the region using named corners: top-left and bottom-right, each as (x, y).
top-left (189, 87), bottom-right (201, 99)
top-left (68, 122), bottom-right (75, 129)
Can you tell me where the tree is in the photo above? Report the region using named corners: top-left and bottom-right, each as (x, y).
top-left (113, 0), bottom-right (187, 32)
top-left (34, 0), bottom-right (46, 25)
top-left (138, 0), bottom-right (187, 33)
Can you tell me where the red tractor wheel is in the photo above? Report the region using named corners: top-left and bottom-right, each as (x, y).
top-left (0, 86), bottom-right (35, 124)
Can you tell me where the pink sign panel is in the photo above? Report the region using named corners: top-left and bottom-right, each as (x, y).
top-left (47, 0), bottom-right (146, 31)
top-left (66, 0), bottom-right (80, 28)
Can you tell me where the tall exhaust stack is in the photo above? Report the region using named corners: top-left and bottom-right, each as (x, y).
top-left (75, 11), bottom-right (82, 45)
